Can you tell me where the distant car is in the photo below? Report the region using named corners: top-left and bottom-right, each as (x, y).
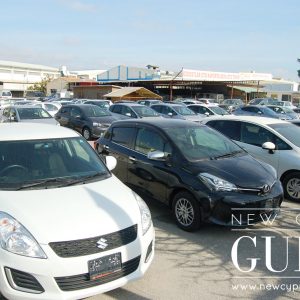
top-left (248, 98), bottom-right (278, 106)
top-left (1, 105), bottom-right (58, 125)
top-left (109, 103), bottom-right (160, 119)
top-left (233, 105), bottom-right (288, 119)
top-left (151, 103), bottom-right (203, 122)
top-left (187, 104), bottom-right (229, 116)
top-left (137, 99), bottom-right (163, 106)
top-left (267, 105), bottom-right (298, 120)
top-left (34, 102), bottom-right (62, 117)
top-left (203, 115), bottom-right (300, 201)
top-left (0, 90), bottom-right (12, 99)
top-left (55, 104), bottom-right (122, 140)
top-left (220, 99), bottom-right (244, 113)
top-left (198, 98), bottom-right (218, 106)
top-left (273, 101), bottom-right (297, 109)
top-left (181, 100), bottom-right (202, 105)
top-left (25, 90), bottom-right (45, 101)
top-left (83, 100), bottom-right (111, 110)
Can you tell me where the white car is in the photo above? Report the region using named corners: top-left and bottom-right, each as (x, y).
top-left (34, 102), bottom-right (62, 117)
top-left (202, 115), bottom-right (300, 201)
top-left (0, 123), bottom-right (154, 300)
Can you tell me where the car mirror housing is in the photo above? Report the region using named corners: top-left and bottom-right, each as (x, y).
top-left (147, 150), bottom-right (166, 160)
top-left (105, 155), bottom-right (117, 171)
top-left (262, 142), bottom-right (276, 153)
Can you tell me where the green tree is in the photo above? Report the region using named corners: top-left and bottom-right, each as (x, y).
top-left (27, 75), bottom-right (53, 94)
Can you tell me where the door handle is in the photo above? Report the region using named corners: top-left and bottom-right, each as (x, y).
top-left (129, 156), bottom-right (136, 162)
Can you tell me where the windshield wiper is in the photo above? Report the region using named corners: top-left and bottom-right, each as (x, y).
top-left (60, 172), bottom-right (107, 187)
top-left (16, 177), bottom-right (70, 190)
top-left (213, 150), bottom-right (244, 160)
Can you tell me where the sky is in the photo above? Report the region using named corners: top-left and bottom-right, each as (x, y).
top-left (0, 0), bottom-right (299, 81)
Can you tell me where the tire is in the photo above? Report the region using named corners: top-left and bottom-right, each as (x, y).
top-left (282, 172), bottom-right (300, 202)
top-left (172, 191), bottom-right (202, 231)
top-left (82, 127), bottom-right (91, 140)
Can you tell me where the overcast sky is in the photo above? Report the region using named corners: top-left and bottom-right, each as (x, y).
top-left (1, 0), bottom-right (299, 81)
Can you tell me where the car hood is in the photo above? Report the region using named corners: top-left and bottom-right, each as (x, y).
top-left (0, 176), bottom-right (141, 244)
top-left (183, 115), bottom-right (203, 121)
top-left (188, 153), bottom-right (276, 188)
top-left (21, 118), bottom-right (58, 125)
top-left (90, 116), bottom-right (118, 124)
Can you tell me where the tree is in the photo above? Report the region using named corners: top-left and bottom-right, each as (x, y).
top-left (27, 75), bottom-right (53, 94)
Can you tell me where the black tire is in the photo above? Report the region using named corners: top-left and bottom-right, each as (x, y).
top-left (82, 127), bottom-right (91, 140)
top-left (172, 191), bottom-right (202, 231)
top-left (282, 172), bottom-right (300, 202)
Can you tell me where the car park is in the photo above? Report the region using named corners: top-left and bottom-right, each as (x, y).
top-left (109, 103), bottom-right (160, 119)
top-left (267, 105), bottom-right (298, 120)
top-left (151, 103), bottom-right (203, 122)
top-left (0, 123), bottom-right (154, 300)
top-left (95, 118), bottom-right (282, 231)
top-left (55, 104), bottom-right (122, 140)
top-left (233, 105), bottom-right (288, 119)
top-left (202, 115), bottom-right (300, 201)
top-left (1, 105), bottom-right (58, 125)
top-left (187, 104), bottom-right (229, 116)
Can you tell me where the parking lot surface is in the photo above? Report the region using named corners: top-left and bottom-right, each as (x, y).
top-left (88, 198), bottom-right (300, 300)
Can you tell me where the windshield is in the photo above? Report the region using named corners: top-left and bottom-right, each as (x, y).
top-left (18, 107), bottom-right (52, 119)
top-left (173, 106), bottom-right (196, 116)
top-left (165, 125), bottom-right (243, 161)
top-left (132, 106), bottom-right (160, 117)
top-left (210, 106), bottom-right (229, 115)
top-left (83, 106), bottom-right (111, 117)
top-left (269, 123), bottom-right (300, 147)
top-left (0, 137), bottom-right (110, 190)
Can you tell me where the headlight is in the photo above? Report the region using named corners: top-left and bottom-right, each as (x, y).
top-left (93, 122), bottom-right (102, 127)
top-left (0, 212), bottom-right (47, 258)
top-left (133, 192), bottom-right (152, 235)
top-left (199, 173), bottom-right (237, 192)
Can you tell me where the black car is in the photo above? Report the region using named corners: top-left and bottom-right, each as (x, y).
top-left (109, 103), bottom-right (160, 118)
top-left (96, 119), bottom-right (283, 231)
top-left (55, 104), bottom-right (121, 140)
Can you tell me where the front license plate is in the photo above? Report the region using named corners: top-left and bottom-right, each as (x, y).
top-left (88, 253), bottom-right (122, 280)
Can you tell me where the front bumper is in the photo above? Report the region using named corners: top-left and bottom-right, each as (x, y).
top-left (0, 224), bottom-right (154, 300)
top-left (208, 180), bottom-right (283, 226)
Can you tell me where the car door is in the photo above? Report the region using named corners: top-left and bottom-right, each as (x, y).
top-left (127, 126), bottom-right (173, 202)
top-left (70, 107), bottom-right (85, 133)
top-left (56, 106), bottom-right (71, 127)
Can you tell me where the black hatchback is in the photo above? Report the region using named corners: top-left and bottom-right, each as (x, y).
top-left (55, 104), bottom-right (122, 140)
top-left (96, 119), bottom-right (283, 231)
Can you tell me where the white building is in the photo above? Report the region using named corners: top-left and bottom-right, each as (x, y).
top-left (0, 60), bottom-right (60, 97)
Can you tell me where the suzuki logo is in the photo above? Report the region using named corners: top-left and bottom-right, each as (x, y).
top-left (97, 238), bottom-right (108, 249)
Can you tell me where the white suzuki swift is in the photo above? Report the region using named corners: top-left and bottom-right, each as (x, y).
top-left (0, 123), bottom-right (154, 300)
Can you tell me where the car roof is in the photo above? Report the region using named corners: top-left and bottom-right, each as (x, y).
top-left (109, 118), bottom-right (204, 129)
top-left (152, 103), bottom-right (184, 106)
top-left (112, 103), bottom-right (145, 107)
top-left (0, 123), bottom-right (79, 141)
top-left (202, 115), bottom-right (289, 125)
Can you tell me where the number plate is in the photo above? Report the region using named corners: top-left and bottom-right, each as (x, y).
top-left (88, 253), bottom-right (122, 280)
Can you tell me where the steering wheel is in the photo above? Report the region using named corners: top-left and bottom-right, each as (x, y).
top-left (0, 165), bottom-right (28, 176)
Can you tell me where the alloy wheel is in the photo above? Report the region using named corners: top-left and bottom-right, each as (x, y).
top-left (175, 198), bottom-right (195, 226)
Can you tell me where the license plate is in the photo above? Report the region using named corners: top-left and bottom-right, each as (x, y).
top-left (88, 253), bottom-right (122, 280)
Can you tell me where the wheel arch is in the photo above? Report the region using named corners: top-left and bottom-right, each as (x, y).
top-left (280, 169), bottom-right (300, 183)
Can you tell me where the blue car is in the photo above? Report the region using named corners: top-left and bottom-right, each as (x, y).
top-left (233, 105), bottom-right (288, 119)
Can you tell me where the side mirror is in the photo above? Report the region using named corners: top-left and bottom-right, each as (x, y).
top-left (147, 150), bottom-right (166, 160)
top-left (125, 113), bottom-right (132, 117)
top-left (205, 112), bottom-right (210, 116)
top-left (167, 112), bottom-right (173, 116)
top-left (105, 155), bottom-right (117, 171)
top-left (262, 142), bottom-right (276, 154)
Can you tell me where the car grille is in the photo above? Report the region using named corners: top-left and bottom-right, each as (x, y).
top-left (55, 255), bottom-right (140, 291)
top-left (49, 224), bottom-right (138, 258)
top-left (5, 267), bottom-right (44, 293)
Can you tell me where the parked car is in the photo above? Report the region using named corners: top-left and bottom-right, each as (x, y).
top-left (109, 103), bottom-right (160, 119)
top-left (95, 119), bottom-right (282, 230)
top-left (273, 100), bottom-right (297, 109)
top-left (151, 103), bottom-right (203, 122)
top-left (137, 99), bottom-right (163, 106)
top-left (55, 104), bottom-right (122, 140)
top-left (202, 115), bottom-right (300, 201)
top-left (0, 90), bottom-right (12, 99)
top-left (187, 104), bottom-right (229, 116)
top-left (24, 90), bottom-right (45, 101)
top-left (220, 99), bottom-right (244, 113)
top-left (83, 100), bottom-right (111, 110)
top-left (33, 102), bottom-right (61, 117)
top-left (267, 105), bottom-right (298, 120)
top-left (233, 105), bottom-right (288, 119)
top-left (248, 98), bottom-right (278, 106)
top-left (1, 105), bottom-right (58, 125)
top-left (198, 98), bottom-right (218, 106)
top-left (0, 123), bottom-right (154, 300)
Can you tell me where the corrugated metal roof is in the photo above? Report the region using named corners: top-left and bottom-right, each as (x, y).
top-left (0, 60), bottom-right (59, 72)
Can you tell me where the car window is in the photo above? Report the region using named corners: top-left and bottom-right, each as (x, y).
top-left (70, 107), bottom-right (82, 118)
top-left (17, 107), bottom-right (52, 119)
top-left (173, 106), bottom-right (196, 116)
top-left (121, 106), bottom-right (136, 117)
top-left (207, 120), bottom-right (241, 141)
top-left (111, 105), bottom-right (121, 114)
top-left (59, 107), bottom-right (70, 114)
top-left (135, 128), bottom-right (170, 155)
top-left (151, 105), bottom-right (162, 113)
top-left (45, 104), bottom-right (57, 111)
top-left (132, 106), bottom-right (159, 117)
top-left (162, 106), bottom-right (175, 115)
top-left (111, 127), bottom-right (136, 148)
